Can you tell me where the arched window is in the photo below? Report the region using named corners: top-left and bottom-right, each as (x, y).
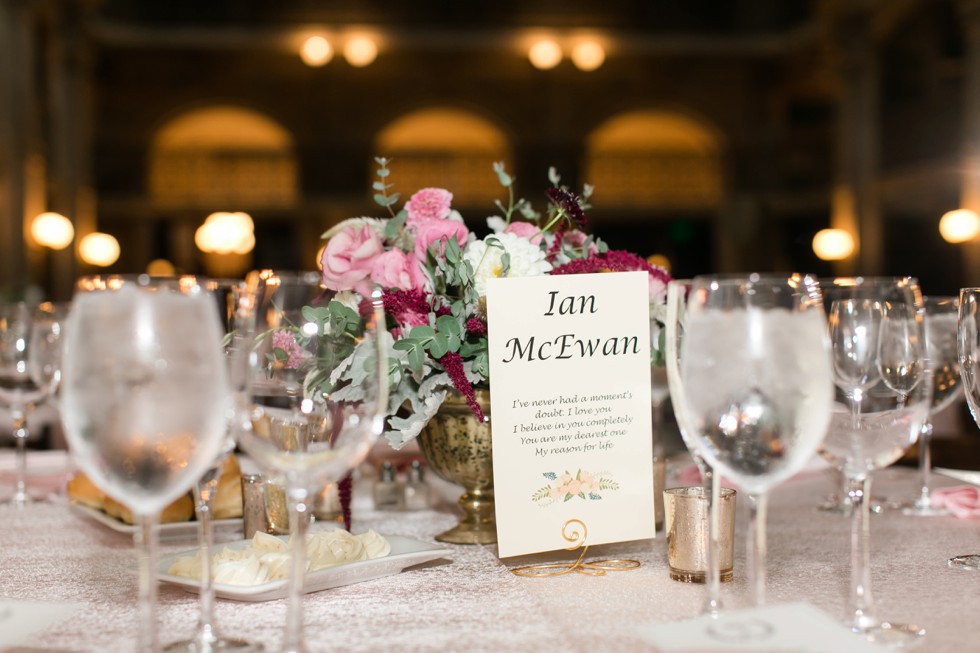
top-left (149, 105), bottom-right (298, 207)
top-left (584, 111), bottom-right (723, 210)
top-left (375, 108), bottom-right (511, 206)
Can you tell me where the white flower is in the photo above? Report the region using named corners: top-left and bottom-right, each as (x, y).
top-left (463, 232), bottom-right (552, 296)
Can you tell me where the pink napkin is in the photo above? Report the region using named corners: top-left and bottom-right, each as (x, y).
top-left (930, 485), bottom-right (980, 519)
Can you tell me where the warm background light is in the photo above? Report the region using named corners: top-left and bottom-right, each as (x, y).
top-left (343, 36), bottom-right (377, 67)
top-left (646, 253), bottom-right (671, 272)
top-left (812, 228), bottom-right (855, 261)
top-left (146, 258), bottom-right (176, 276)
top-left (939, 208), bottom-right (980, 243)
top-left (30, 212), bottom-right (74, 250)
top-left (195, 211), bottom-right (255, 254)
top-left (571, 40), bottom-right (605, 71)
top-left (300, 35), bottom-right (333, 67)
top-left (79, 232), bottom-right (120, 267)
top-left (528, 39), bottom-right (562, 70)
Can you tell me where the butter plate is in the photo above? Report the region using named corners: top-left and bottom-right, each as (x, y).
top-left (157, 534), bottom-right (448, 602)
top-left (71, 502), bottom-right (244, 542)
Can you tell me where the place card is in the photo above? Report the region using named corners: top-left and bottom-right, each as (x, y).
top-left (636, 602), bottom-right (886, 653)
top-left (0, 598), bottom-right (81, 649)
top-left (486, 271), bottom-right (655, 558)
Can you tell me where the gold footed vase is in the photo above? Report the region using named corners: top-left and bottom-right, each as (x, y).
top-left (417, 388), bottom-right (496, 545)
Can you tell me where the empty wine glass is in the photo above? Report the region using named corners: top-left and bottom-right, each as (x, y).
top-left (950, 287), bottom-right (980, 570)
top-left (0, 302), bottom-right (68, 507)
top-left (670, 274), bottom-right (833, 607)
top-left (61, 275), bottom-right (231, 653)
top-left (818, 276), bottom-right (929, 643)
top-left (664, 279), bottom-right (727, 615)
top-left (164, 278), bottom-right (263, 653)
top-left (239, 270), bottom-right (388, 653)
top-left (902, 296), bottom-right (961, 517)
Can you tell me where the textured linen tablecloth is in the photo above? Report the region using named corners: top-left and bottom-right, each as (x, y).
top-left (1, 459), bottom-right (979, 653)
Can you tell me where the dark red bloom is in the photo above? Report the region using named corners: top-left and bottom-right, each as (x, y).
top-left (439, 351), bottom-right (485, 422)
top-left (546, 187), bottom-right (587, 228)
top-left (550, 250), bottom-right (672, 287)
top-left (464, 317), bottom-right (487, 337)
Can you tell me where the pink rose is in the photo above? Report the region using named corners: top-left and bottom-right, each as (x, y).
top-left (930, 486), bottom-right (980, 519)
top-left (405, 188), bottom-right (453, 228)
top-left (413, 218), bottom-right (469, 261)
top-left (504, 221), bottom-right (543, 245)
top-left (370, 249), bottom-right (429, 291)
top-left (320, 224), bottom-right (384, 294)
top-left (563, 229), bottom-right (600, 256)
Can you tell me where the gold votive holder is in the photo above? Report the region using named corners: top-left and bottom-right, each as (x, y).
top-left (663, 486), bottom-right (736, 583)
top-left (241, 473), bottom-right (291, 538)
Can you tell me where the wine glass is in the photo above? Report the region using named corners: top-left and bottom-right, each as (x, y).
top-left (0, 302), bottom-right (68, 507)
top-left (950, 287), bottom-right (980, 569)
top-left (670, 273), bottom-right (833, 607)
top-left (239, 270), bottom-right (388, 653)
top-left (664, 279), bottom-right (727, 615)
top-left (817, 276), bottom-right (929, 643)
top-left (61, 275), bottom-right (231, 653)
top-left (901, 296), bottom-right (961, 516)
top-left (164, 278), bottom-right (263, 653)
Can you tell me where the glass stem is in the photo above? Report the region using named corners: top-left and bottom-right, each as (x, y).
top-left (704, 467), bottom-right (722, 616)
top-left (135, 512), bottom-right (161, 653)
top-left (917, 420), bottom-right (934, 509)
top-left (11, 410), bottom-right (29, 506)
top-left (283, 485), bottom-right (312, 653)
top-left (848, 474), bottom-right (877, 632)
top-left (747, 492), bottom-right (768, 607)
top-left (192, 466), bottom-right (222, 647)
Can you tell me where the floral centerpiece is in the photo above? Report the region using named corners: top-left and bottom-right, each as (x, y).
top-left (318, 158), bottom-right (672, 449)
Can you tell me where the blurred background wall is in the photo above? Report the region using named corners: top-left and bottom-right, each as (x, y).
top-left (1, 0), bottom-right (979, 300)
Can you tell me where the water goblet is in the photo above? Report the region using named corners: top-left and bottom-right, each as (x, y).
top-left (670, 273), bottom-right (833, 607)
top-left (164, 277), bottom-right (263, 653)
top-left (61, 275), bottom-right (231, 653)
top-left (817, 276), bottom-right (929, 643)
top-left (949, 287), bottom-right (980, 569)
top-left (0, 302), bottom-right (68, 507)
top-left (664, 279), bottom-right (727, 615)
top-left (901, 296), bottom-right (961, 516)
top-left (239, 270), bottom-right (388, 653)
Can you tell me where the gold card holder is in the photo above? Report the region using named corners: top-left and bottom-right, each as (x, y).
top-left (510, 519), bottom-right (640, 578)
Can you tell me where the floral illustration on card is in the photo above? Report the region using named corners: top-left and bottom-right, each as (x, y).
top-left (531, 470), bottom-right (619, 506)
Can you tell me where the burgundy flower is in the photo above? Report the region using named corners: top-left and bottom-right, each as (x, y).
top-left (550, 250), bottom-right (672, 300)
top-left (465, 317), bottom-right (488, 337)
top-left (439, 351), bottom-right (484, 422)
top-left (545, 187), bottom-right (587, 228)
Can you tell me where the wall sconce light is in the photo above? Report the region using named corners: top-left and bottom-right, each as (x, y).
top-left (300, 35), bottom-right (333, 67)
top-left (79, 232), bottom-right (120, 267)
top-left (570, 40), bottom-right (605, 71)
top-left (195, 211), bottom-right (255, 255)
top-left (939, 208), bottom-right (980, 243)
top-left (344, 35), bottom-right (378, 67)
top-left (812, 228), bottom-right (856, 261)
top-left (528, 39), bottom-right (562, 70)
top-left (30, 212), bottom-right (74, 250)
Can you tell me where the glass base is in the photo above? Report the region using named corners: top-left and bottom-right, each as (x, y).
top-left (669, 568), bottom-right (734, 584)
top-left (899, 502), bottom-right (949, 517)
top-left (163, 636), bottom-right (264, 653)
top-left (948, 554), bottom-right (980, 570)
top-left (817, 494), bottom-right (885, 515)
top-left (861, 622), bottom-right (926, 646)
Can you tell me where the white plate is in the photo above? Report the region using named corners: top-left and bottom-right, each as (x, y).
top-left (71, 503), bottom-right (244, 542)
top-left (935, 467), bottom-right (980, 487)
top-left (157, 534), bottom-right (448, 602)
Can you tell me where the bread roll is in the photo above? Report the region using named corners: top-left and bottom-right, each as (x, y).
top-left (66, 471), bottom-right (105, 510)
top-left (212, 453), bottom-right (243, 520)
top-left (69, 470), bottom-right (195, 524)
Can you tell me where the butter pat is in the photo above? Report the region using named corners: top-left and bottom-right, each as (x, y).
top-left (168, 528), bottom-right (392, 586)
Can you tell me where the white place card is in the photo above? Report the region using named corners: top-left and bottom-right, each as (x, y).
top-left (636, 603), bottom-right (887, 653)
top-left (486, 271), bottom-right (655, 558)
top-left (0, 598), bottom-right (81, 649)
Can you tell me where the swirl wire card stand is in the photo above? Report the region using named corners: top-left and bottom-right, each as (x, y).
top-left (509, 519), bottom-right (640, 578)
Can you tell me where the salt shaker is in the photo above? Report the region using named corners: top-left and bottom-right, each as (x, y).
top-left (373, 461), bottom-right (402, 510)
top-left (402, 460), bottom-right (431, 510)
